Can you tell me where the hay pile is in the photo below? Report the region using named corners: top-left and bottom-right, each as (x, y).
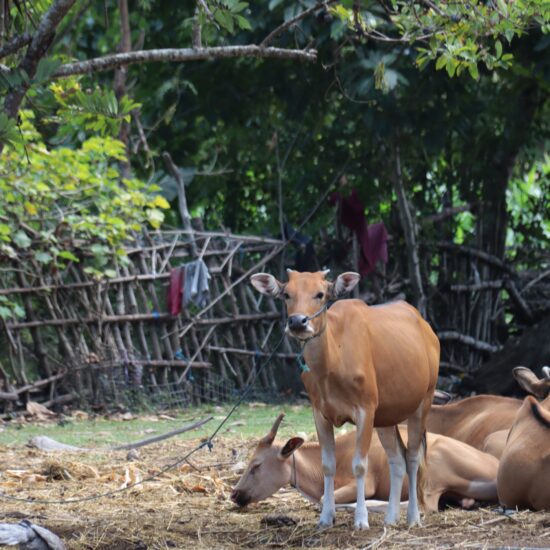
top-left (0, 438), bottom-right (548, 549)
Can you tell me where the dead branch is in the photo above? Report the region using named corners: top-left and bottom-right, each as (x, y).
top-left (6, 311), bottom-right (280, 331)
top-left (27, 416), bottom-right (213, 452)
top-left (52, 46), bottom-right (317, 78)
top-left (450, 280), bottom-right (503, 292)
top-left (438, 242), bottom-right (515, 275)
top-left (437, 331), bottom-right (501, 353)
top-left (393, 145), bottom-right (426, 316)
top-left (111, 416), bottom-right (213, 450)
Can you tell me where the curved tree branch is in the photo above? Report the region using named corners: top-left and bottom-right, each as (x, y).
top-left (52, 45), bottom-right (317, 78)
top-left (0, 32), bottom-right (32, 60)
top-left (4, 0), bottom-right (77, 119)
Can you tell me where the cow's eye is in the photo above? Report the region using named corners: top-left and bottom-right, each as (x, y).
top-left (315, 292), bottom-right (324, 300)
top-left (283, 292), bottom-right (290, 300)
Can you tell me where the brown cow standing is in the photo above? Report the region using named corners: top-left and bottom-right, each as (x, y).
top-left (251, 270), bottom-right (440, 529)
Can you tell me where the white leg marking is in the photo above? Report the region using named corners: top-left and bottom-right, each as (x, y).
top-left (314, 409), bottom-right (335, 529)
top-left (377, 427), bottom-right (406, 526)
top-left (406, 454), bottom-right (421, 526)
top-left (353, 408), bottom-right (369, 530)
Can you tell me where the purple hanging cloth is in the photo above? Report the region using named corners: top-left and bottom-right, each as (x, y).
top-left (329, 189), bottom-right (389, 276)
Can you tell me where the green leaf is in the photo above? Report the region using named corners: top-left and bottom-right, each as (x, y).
top-left (446, 58), bottom-right (458, 77)
top-left (495, 40), bottom-right (503, 59)
top-left (435, 55), bottom-right (447, 71)
top-left (214, 10), bottom-right (235, 33)
top-left (35, 251), bottom-right (53, 264)
top-left (13, 230), bottom-right (31, 248)
top-left (235, 14), bottom-right (252, 30)
top-left (34, 58), bottom-right (62, 84)
top-left (58, 250), bottom-right (80, 262)
top-left (497, 0), bottom-right (508, 17)
top-left (467, 62), bottom-right (479, 80)
top-left (146, 208), bottom-right (165, 229)
top-left (0, 306), bottom-right (12, 320)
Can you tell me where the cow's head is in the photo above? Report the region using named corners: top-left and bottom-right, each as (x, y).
top-left (250, 270), bottom-right (360, 341)
top-left (513, 366), bottom-right (550, 400)
top-left (230, 413), bottom-right (304, 507)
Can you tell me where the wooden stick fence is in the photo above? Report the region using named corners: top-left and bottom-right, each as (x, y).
top-left (0, 229), bottom-right (299, 410)
top-left (0, 223), bottom-right (546, 410)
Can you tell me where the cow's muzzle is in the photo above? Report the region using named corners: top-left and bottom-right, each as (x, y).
top-left (287, 314), bottom-right (309, 333)
top-left (230, 489), bottom-right (251, 507)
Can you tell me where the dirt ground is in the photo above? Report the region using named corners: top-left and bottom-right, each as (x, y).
top-left (0, 436), bottom-right (549, 550)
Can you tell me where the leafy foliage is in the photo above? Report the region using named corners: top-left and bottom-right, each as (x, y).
top-left (333, 1), bottom-right (549, 81)
top-left (0, 112), bottom-right (168, 318)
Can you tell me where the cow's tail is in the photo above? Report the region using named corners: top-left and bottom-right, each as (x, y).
top-left (415, 431), bottom-right (427, 509)
top-left (396, 426), bottom-right (426, 509)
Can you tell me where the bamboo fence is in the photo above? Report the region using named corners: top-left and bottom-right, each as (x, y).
top-left (0, 225), bottom-right (547, 411)
top-left (0, 229), bottom-right (301, 411)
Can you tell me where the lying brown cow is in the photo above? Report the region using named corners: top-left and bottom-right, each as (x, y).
top-left (497, 367), bottom-right (550, 510)
top-left (426, 394), bottom-right (521, 458)
top-left (231, 414), bottom-right (498, 513)
top-left (425, 366), bottom-right (550, 459)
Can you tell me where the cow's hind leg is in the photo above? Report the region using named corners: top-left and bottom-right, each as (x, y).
top-left (377, 426), bottom-right (406, 525)
top-left (353, 407), bottom-right (374, 530)
top-left (313, 408), bottom-right (336, 528)
top-left (406, 398), bottom-right (430, 526)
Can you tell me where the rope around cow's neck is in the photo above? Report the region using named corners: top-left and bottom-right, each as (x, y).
top-left (296, 300), bottom-right (333, 373)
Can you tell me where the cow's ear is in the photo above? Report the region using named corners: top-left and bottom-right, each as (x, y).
top-left (279, 437), bottom-right (304, 459)
top-left (329, 272), bottom-right (360, 299)
top-left (250, 273), bottom-right (284, 297)
top-left (513, 366), bottom-right (548, 399)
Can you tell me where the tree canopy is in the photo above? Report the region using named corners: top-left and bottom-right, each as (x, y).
top-left (0, 1), bottom-right (548, 366)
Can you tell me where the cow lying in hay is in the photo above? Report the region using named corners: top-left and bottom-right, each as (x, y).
top-left (426, 366), bottom-right (550, 461)
top-left (231, 414), bottom-right (498, 513)
top-left (497, 366), bottom-right (550, 511)
top-left (426, 393), bottom-right (522, 459)
top-left (251, 270), bottom-right (440, 529)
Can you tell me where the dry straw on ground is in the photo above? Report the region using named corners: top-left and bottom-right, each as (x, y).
top-left (0, 438), bottom-right (549, 549)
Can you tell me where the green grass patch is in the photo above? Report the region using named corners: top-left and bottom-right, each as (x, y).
top-left (0, 402), bottom-right (318, 448)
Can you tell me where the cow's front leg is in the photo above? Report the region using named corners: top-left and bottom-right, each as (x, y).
top-left (353, 407), bottom-right (374, 530)
top-left (313, 409), bottom-right (336, 528)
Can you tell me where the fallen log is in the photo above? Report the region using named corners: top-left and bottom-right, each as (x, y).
top-left (27, 415), bottom-right (213, 452)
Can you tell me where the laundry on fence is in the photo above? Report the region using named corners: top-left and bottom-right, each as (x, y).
top-left (167, 259), bottom-right (211, 315)
top-left (167, 266), bottom-right (185, 315)
top-left (330, 189), bottom-right (389, 276)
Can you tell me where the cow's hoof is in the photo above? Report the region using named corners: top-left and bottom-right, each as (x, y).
top-left (317, 516), bottom-right (334, 530)
top-left (407, 514), bottom-right (422, 527)
top-left (354, 519), bottom-right (370, 530)
top-left (384, 515), bottom-right (399, 526)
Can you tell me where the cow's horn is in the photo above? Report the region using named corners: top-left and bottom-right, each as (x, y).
top-left (260, 413), bottom-right (285, 445)
top-left (543, 366), bottom-right (550, 379)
